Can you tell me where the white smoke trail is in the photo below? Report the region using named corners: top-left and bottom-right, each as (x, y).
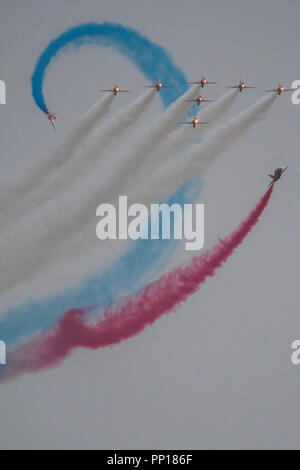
top-left (42, 88), bottom-right (157, 192)
top-left (0, 90), bottom-right (156, 235)
top-left (137, 88), bottom-right (239, 179)
top-left (0, 93), bottom-right (114, 213)
top-left (130, 93), bottom-right (276, 207)
top-left (0, 85), bottom-right (199, 294)
top-left (195, 88), bottom-right (239, 123)
top-left (55, 88), bottom-right (237, 222)
top-left (83, 84), bottom-right (202, 203)
top-left (0, 94), bottom-right (275, 309)
top-left (0, 235), bottom-right (131, 315)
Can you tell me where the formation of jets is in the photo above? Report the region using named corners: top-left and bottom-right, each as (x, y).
top-left (46, 75), bottom-right (293, 130)
top-left (45, 79), bottom-right (289, 185)
top-left (44, 76), bottom-right (290, 184)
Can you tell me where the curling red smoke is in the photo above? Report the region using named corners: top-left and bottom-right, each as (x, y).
top-left (2, 185), bottom-right (274, 381)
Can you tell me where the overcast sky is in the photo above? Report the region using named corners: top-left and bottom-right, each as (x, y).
top-left (0, 0), bottom-right (300, 449)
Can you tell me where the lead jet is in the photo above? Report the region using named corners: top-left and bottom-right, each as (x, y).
top-left (265, 84), bottom-right (293, 95)
top-left (99, 86), bottom-right (131, 96)
top-left (268, 166), bottom-right (287, 186)
top-left (144, 81), bottom-right (173, 91)
top-left (189, 76), bottom-right (218, 88)
top-left (226, 80), bottom-right (256, 92)
top-left (184, 95), bottom-right (214, 106)
top-left (180, 117), bottom-right (210, 128)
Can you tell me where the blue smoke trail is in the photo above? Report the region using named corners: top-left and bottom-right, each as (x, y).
top-left (0, 179), bottom-right (201, 349)
top-left (0, 23), bottom-right (202, 351)
top-left (32, 22), bottom-right (187, 114)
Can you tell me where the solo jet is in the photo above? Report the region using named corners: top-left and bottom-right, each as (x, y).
top-left (184, 95), bottom-right (214, 106)
top-left (268, 166), bottom-right (287, 186)
top-left (265, 84), bottom-right (293, 95)
top-left (189, 76), bottom-right (218, 88)
top-left (144, 81), bottom-right (173, 91)
top-left (227, 80), bottom-right (256, 92)
top-left (47, 112), bottom-right (56, 131)
top-left (99, 86), bottom-right (131, 96)
top-left (181, 117), bottom-right (210, 128)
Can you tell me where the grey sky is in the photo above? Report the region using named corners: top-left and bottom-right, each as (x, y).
top-left (0, 0), bottom-right (299, 449)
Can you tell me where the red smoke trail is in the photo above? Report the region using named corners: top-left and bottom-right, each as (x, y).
top-left (2, 185), bottom-right (274, 381)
